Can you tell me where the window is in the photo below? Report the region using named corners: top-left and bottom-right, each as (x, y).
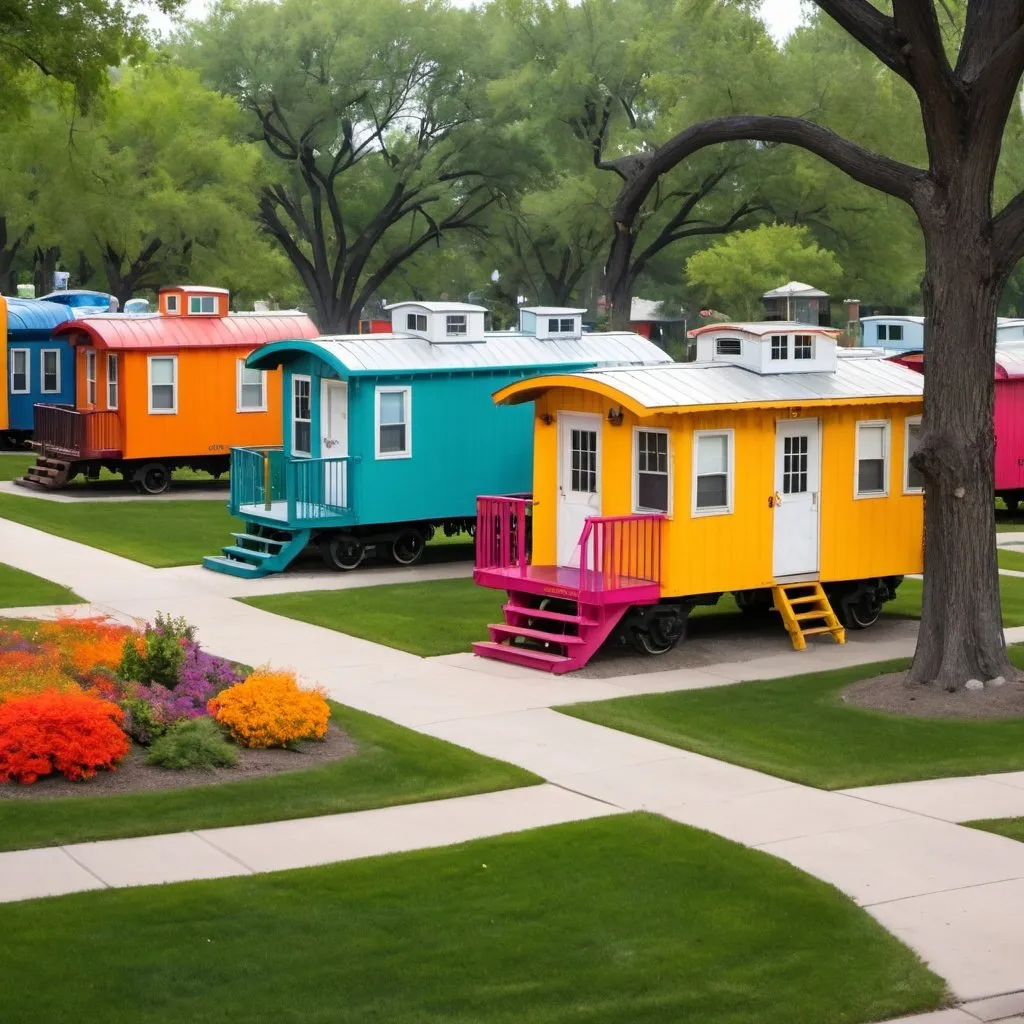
top-left (188, 295), bottom-right (216, 314)
top-left (904, 416), bottom-right (923, 493)
top-left (9, 349), bottom-right (28, 393)
top-left (635, 429), bottom-right (670, 513)
top-left (548, 317), bottom-right (576, 333)
top-left (40, 349), bottom-right (60, 393)
top-left (877, 323), bottom-right (904, 342)
top-left (770, 335), bottom-right (789, 360)
top-left (570, 428), bottom-right (597, 493)
top-left (237, 360), bottom-right (266, 411)
top-left (693, 431), bottom-right (733, 515)
top-left (782, 435), bottom-right (809, 494)
top-left (148, 356), bottom-right (177, 413)
top-left (715, 338), bottom-right (742, 356)
top-left (292, 376), bottom-right (311, 455)
top-left (446, 314), bottom-right (467, 336)
top-left (856, 421), bottom-right (889, 496)
top-left (406, 313), bottom-right (428, 332)
top-left (794, 335), bottom-right (814, 360)
top-left (376, 386), bottom-right (411, 458)
top-left (85, 350), bottom-right (97, 405)
top-left (107, 354), bottom-right (118, 410)
top-left (165, 294), bottom-right (179, 313)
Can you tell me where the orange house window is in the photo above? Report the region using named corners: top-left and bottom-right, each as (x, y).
top-left (85, 351), bottom-right (97, 405)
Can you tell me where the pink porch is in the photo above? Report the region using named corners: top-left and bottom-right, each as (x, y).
top-left (472, 496), bottom-right (664, 673)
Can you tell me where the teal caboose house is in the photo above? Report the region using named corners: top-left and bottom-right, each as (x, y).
top-left (203, 301), bottom-right (671, 577)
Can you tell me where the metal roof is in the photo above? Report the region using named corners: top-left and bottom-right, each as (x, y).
top-left (163, 285), bottom-right (230, 295)
top-left (39, 290), bottom-right (115, 309)
top-left (4, 298), bottom-right (74, 333)
top-left (383, 300), bottom-right (488, 313)
top-left (996, 350), bottom-right (1024, 379)
top-left (519, 306), bottom-right (587, 316)
top-left (53, 310), bottom-right (318, 351)
top-left (762, 281), bottom-right (830, 298)
top-left (860, 315), bottom-right (926, 325)
top-left (500, 357), bottom-right (923, 411)
top-left (247, 330), bottom-right (672, 376)
top-left (689, 321), bottom-right (841, 339)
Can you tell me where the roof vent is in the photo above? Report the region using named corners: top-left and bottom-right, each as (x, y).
top-left (384, 301), bottom-right (487, 343)
top-left (159, 286), bottom-right (229, 318)
top-left (518, 306), bottom-right (586, 340)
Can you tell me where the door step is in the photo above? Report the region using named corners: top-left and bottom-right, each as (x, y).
top-left (471, 641), bottom-right (575, 673)
top-left (203, 525), bottom-right (311, 578)
top-left (15, 455), bottom-right (74, 490)
top-left (772, 583), bottom-right (845, 651)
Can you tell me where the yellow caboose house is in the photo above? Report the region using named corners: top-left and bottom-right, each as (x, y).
top-left (472, 322), bottom-right (925, 673)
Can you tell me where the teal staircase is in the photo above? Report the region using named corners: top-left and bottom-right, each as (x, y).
top-left (203, 524), bottom-right (311, 578)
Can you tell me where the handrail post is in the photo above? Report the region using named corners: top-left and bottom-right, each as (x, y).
top-left (263, 451), bottom-right (272, 512)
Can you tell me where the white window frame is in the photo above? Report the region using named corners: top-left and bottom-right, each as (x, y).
top-left (715, 337), bottom-right (742, 356)
top-left (165, 294), bottom-right (179, 313)
top-left (889, 323), bottom-right (904, 342)
top-left (292, 374), bottom-right (312, 456)
top-left (375, 385), bottom-right (412, 460)
top-left (40, 348), bottom-right (61, 394)
top-left (770, 335), bottom-right (789, 360)
top-left (188, 295), bottom-right (217, 315)
top-left (9, 348), bottom-right (29, 394)
top-left (236, 358), bottom-right (267, 413)
top-left (633, 427), bottom-right (672, 516)
top-left (147, 355), bottom-right (178, 415)
top-left (903, 415), bottom-right (923, 494)
top-left (691, 429), bottom-right (734, 517)
top-left (877, 324), bottom-right (888, 341)
top-left (406, 312), bottom-right (427, 332)
top-left (854, 419), bottom-right (890, 498)
top-left (445, 314), bottom-right (467, 337)
top-left (794, 335), bottom-right (814, 360)
top-left (85, 350), bottom-right (97, 405)
top-left (106, 354), bottom-right (118, 410)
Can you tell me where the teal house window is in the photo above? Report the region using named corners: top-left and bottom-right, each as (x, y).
top-left (376, 386), bottom-right (411, 459)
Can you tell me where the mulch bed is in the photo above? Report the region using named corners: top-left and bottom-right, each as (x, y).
top-left (842, 670), bottom-right (1024, 719)
top-left (0, 723), bottom-right (357, 799)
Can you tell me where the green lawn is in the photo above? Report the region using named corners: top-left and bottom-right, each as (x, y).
top-left (885, 573), bottom-right (1024, 626)
top-left (0, 563), bottom-right (81, 607)
top-left (0, 454), bottom-right (218, 485)
top-left (0, 493), bottom-right (237, 567)
top-left (0, 814), bottom-right (945, 1024)
top-left (561, 649), bottom-right (1024, 789)
top-left (968, 817), bottom-right (1024, 842)
top-left (0, 702), bottom-right (537, 852)
top-left (0, 454), bottom-right (33, 480)
top-left (245, 576), bottom-right (504, 656)
top-left (998, 548), bottom-right (1024, 572)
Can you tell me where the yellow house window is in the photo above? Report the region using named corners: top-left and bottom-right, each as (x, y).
top-left (904, 416), bottom-right (923, 493)
top-left (855, 420), bottom-right (890, 497)
top-left (634, 429), bottom-right (670, 514)
top-left (692, 430), bottom-right (733, 516)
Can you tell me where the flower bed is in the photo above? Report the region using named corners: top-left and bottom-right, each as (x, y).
top-left (0, 615), bottom-right (333, 786)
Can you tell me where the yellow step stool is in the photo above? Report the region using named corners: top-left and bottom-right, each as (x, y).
top-left (772, 583), bottom-right (846, 651)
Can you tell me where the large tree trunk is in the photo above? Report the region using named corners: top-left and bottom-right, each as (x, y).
top-left (907, 224), bottom-right (1013, 689)
top-left (604, 223), bottom-right (635, 330)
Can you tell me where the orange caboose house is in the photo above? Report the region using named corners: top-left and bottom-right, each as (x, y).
top-left (22, 286), bottom-right (318, 493)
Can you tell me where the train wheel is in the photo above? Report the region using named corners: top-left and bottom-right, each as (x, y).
top-left (391, 528), bottom-right (426, 566)
top-left (631, 608), bottom-right (687, 655)
top-left (134, 463), bottom-right (170, 495)
top-left (844, 594), bottom-right (881, 630)
top-left (321, 534), bottom-right (365, 571)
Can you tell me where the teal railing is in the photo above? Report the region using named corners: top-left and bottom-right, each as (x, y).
top-left (229, 446), bottom-right (287, 513)
top-left (286, 455), bottom-right (355, 522)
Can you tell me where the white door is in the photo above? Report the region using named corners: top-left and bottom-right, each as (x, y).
top-left (772, 418), bottom-right (821, 578)
top-left (557, 414), bottom-right (601, 567)
top-left (321, 380), bottom-right (349, 507)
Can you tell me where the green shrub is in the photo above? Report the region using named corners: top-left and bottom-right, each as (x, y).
top-left (119, 613), bottom-right (194, 688)
top-left (145, 718), bottom-right (238, 771)
top-left (120, 696), bottom-right (166, 745)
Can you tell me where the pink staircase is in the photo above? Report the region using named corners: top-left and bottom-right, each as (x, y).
top-left (472, 496), bottom-right (663, 673)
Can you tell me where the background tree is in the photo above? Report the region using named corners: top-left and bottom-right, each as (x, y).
top-left (603, 0), bottom-right (1024, 690)
top-left (685, 223), bottom-right (843, 320)
top-left (186, 0), bottom-right (523, 332)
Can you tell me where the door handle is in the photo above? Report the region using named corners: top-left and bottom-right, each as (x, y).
top-left (769, 491), bottom-right (782, 508)
top-left (811, 491), bottom-right (818, 508)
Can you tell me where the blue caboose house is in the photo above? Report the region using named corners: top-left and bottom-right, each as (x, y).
top-left (203, 301), bottom-right (672, 577)
top-left (5, 298), bottom-right (75, 439)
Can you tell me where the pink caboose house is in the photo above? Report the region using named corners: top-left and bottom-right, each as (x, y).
top-left (890, 348), bottom-right (1024, 509)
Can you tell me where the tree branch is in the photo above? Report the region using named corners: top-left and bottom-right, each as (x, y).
top-left (812, 0), bottom-right (908, 81)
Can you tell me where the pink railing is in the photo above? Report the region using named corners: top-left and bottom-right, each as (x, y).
top-left (475, 495), bottom-right (534, 572)
top-left (578, 514), bottom-right (664, 589)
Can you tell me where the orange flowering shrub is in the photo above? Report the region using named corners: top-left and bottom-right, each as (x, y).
top-left (36, 616), bottom-right (142, 678)
top-left (0, 647), bottom-right (82, 703)
top-left (208, 670), bottom-right (329, 749)
top-left (0, 690), bottom-right (130, 784)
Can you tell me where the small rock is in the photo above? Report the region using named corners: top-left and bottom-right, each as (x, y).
top-left (987, 676), bottom-right (1007, 688)
top-left (965, 679), bottom-right (985, 691)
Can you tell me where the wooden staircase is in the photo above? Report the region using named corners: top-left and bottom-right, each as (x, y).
top-left (772, 582), bottom-right (846, 651)
top-left (15, 455), bottom-right (73, 490)
top-left (203, 525), bottom-right (311, 578)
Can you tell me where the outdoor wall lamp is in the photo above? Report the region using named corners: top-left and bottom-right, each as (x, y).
top-left (540, 412), bottom-right (554, 425)
top-left (607, 406), bottom-right (625, 426)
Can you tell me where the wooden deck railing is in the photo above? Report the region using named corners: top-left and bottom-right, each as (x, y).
top-left (475, 495), bottom-right (534, 572)
top-left (577, 514), bottom-right (664, 589)
top-left (33, 404), bottom-right (121, 458)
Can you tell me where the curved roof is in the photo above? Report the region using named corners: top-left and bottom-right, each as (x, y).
top-left (52, 310), bottom-right (318, 350)
top-left (384, 300), bottom-right (487, 313)
top-left (246, 330), bottom-right (671, 377)
top-left (689, 321), bottom-right (841, 339)
top-left (860, 315), bottom-right (926, 325)
top-left (888, 348), bottom-right (1024, 380)
top-left (39, 290), bottom-right (115, 310)
top-left (4, 297), bottom-right (74, 334)
top-left (494, 358), bottom-right (923, 415)
top-left (762, 281), bottom-right (830, 298)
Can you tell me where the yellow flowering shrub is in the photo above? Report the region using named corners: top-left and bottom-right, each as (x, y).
top-left (207, 670), bottom-right (330, 749)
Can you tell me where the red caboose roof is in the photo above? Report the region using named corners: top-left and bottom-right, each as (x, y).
top-left (53, 311), bottom-right (319, 351)
top-left (889, 348), bottom-right (1024, 380)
